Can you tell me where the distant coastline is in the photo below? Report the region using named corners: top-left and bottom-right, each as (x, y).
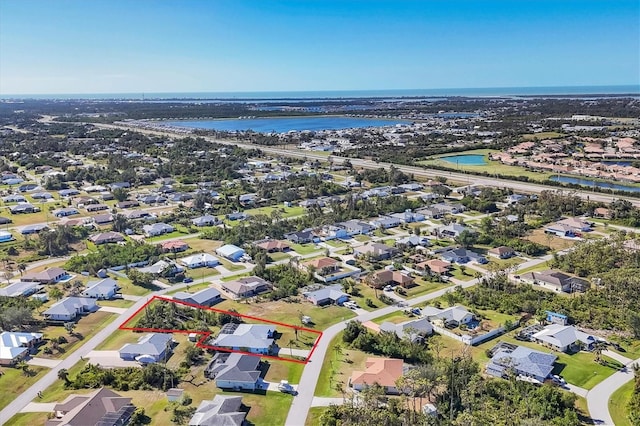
top-left (1, 85), bottom-right (639, 101)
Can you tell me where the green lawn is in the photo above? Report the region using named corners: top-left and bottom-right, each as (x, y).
top-left (239, 391), bottom-right (294, 426)
top-left (39, 311), bottom-right (118, 359)
top-left (244, 205), bottom-right (306, 219)
top-left (144, 230), bottom-right (191, 243)
top-left (97, 299), bottom-right (134, 308)
top-left (216, 257), bottom-right (246, 271)
top-left (315, 332), bottom-right (369, 398)
top-left (268, 251), bottom-right (290, 262)
top-left (448, 265), bottom-right (476, 282)
top-left (306, 407), bottom-right (328, 426)
top-left (95, 328), bottom-right (141, 350)
top-left (405, 279), bottom-right (449, 298)
top-left (325, 240), bottom-right (348, 248)
top-left (290, 243), bottom-right (322, 255)
top-left (221, 272), bottom-right (251, 282)
top-left (475, 334), bottom-right (623, 390)
top-left (514, 262), bottom-right (551, 275)
top-left (608, 337), bottom-right (640, 360)
top-left (353, 235), bottom-right (371, 243)
top-left (609, 379), bottom-right (635, 426)
top-left (264, 359), bottom-right (305, 384)
top-left (0, 365), bottom-right (48, 410)
top-left (4, 413), bottom-right (50, 426)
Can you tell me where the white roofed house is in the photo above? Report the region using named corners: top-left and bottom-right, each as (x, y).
top-left (0, 331), bottom-right (43, 366)
top-left (143, 222), bottom-right (174, 237)
top-left (173, 287), bottom-right (222, 307)
top-left (43, 297), bottom-right (98, 322)
top-left (216, 244), bottom-right (246, 262)
top-left (179, 253), bottom-right (220, 269)
top-left (531, 324), bottom-right (599, 353)
top-left (421, 305), bottom-right (476, 328)
top-left (81, 278), bottom-right (120, 300)
top-left (119, 333), bottom-right (173, 362)
top-left (210, 323), bottom-right (276, 355)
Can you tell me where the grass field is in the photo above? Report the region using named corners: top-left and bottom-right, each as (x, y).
top-left (315, 332), bottom-right (368, 397)
top-left (264, 358), bottom-right (305, 384)
top-left (524, 229), bottom-right (577, 251)
top-left (609, 379), bottom-right (634, 426)
top-left (522, 131), bottom-right (566, 140)
top-left (290, 243), bottom-right (322, 255)
top-left (306, 407), bottom-right (327, 426)
top-left (39, 311), bottom-right (117, 359)
top-left (244, 205), bottom-right (306, 219)
top-left (0, 365), bottom-right (48, 410)
top-left (5, 413), bottom-right (50, 426)
top-left (97, 299), bottom-right (134, 308)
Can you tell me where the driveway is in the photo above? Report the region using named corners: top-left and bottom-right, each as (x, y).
top-left (27, 357), bottom-right (61, 368)
top-left (19, 402), bottom-right (56, 413)
top-left (587, 357), bottom-right (639, 426)
top-left (98, 306), bottom-right (127, 314)
top-left (85, 350), bottom-right (141, 368)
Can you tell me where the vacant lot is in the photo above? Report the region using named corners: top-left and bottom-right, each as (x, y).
top-left (524, 229), bottom-right (577, 251)
top-left (315, 332), bottom-right (368, 397)
top-left (0, 365), bottom-right (47, 410)
top-left (39, 311), bottom-right (117, 359)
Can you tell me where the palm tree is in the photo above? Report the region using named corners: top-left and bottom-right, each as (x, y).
top-left (58, 368), bottom-right (71, 385)
top-left (17, 262), bottom-right (26, 276)
top-left (288, 339), bottom-right (295, 357)
top-left (592, 341), bottom-right (607, 364)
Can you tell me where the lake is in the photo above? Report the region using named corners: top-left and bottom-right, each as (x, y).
top-left (440, 154), bottom-right (487, 166)
top-left (163, 116), bottom-right (411, 133)
top-left (550, 176), bottom-right (640, 193)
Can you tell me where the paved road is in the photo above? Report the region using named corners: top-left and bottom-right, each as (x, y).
top-left (587, 355), bottom-right (639, 426)
top-left (284, 276), bottom-right (481, 426)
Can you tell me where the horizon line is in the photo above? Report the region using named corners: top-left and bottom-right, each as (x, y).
top-left (1, 84), bottom-right (639, 98)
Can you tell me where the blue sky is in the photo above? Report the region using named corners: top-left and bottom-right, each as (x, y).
top-left (0, 0), bottom-right (638, 94)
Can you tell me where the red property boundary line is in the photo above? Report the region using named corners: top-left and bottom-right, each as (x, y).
top-left (119, 295), bottom-right (322, 364)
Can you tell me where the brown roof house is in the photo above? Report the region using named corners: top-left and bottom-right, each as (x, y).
top-left (22, 267), bottom-right (68, 284)
top-left (349, 357), bottom-right (404, 394)
top-left (222, 276), bottom-right (272, 299)
top-left (368, 269), bottom-right (415, 288)
top-left (255, 239), bottom-right (291, 253)
top-left (417, 259), bottom-right (451, 276)
top-left (89, 231), bottom-right (125, 245)
top-left (303, 257), bottom-right (340, 276)
top-left (45, 387), bottom-right (135, 426)
top-left (519, 270), bottom-right (590, 293)
top-left (354, 243), bottom-right (396, 260)
top-left (488, 246), bottom-right (515, 259)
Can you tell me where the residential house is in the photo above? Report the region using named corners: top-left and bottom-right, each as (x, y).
top-left (222, 276), bottom-right (271, 299)
top-left (43, 297), bottom-right (97, 322)
top-left (226, 211), bottom-right (247, 221)
top-left (81, 278), bottom-right (120, 300)
top-left (109, 182), bottom-right (131, 190)
top-left (53, 208), bottom-right (79, 218)
top-left (58, 189), bottom-right (80, 197)
top-left (191, 215), bottom-right (220, 227)
top-left (395, 235), bottom-right (430, 249)
top-left (284, 230), bottom-right (314, 244)
top-left (205, 352), bottom-right (262, 390)
top-left (92, 213), bottom-right (114, 225)
top-left (143, 222), bottom-right (174, 237)
top-left (255, 239), bottom-right (290, 253)
top-left (188, 395), bottom-right (247, 426)
top-left (10, 203), bottom-right (39, 214)
top-left (125, 210), bottom-right (153, 220)
top-left (418, 206), bottom-right (444, 219)
top-left (337, 220), bottom-right (375, 236)
top-left (506, 194), bottom-right (527, 204)
top-left (546, 311), bottom-right (569, 326)
top-left (161, 240), bottom-right (190, 253)
top-left (433, 202), bottom-right (465, 214)
top-left (0, 281), bottom-right (41, 297)
top-left (173, 287), bottom-right (222, 307)
top-left (545, 217), bottom-right (591, 237)
top-left (238, 193), bottom-right (257, 206)
top-left (3, 194), bottom-right (27, 203)
top-left (89, 231), bottom-right (124, 245)
top-left (0, 331), bottom-right (43, 366)
top-left (379, 318), bottom-right (433, 342)
top-left (416, 259), bottom-right (452, 276)
top-left (421, 305), bottom-right (475, 328)
top-left (0, 230), bottom-right (13, 242)
top-left (138, 260), bottom-right (183, 275)
top-left (531, 324), bottom-right (598, 352)
top-left (179, 253), bottom-right (220, 269)
top-left (349, 357), bottom-right (404, 394)
top-left (210, 323), bottom-right (276, 355)
top-left (216, 244), bottom-right (246, 262)
top-left (119, 333), bottom-right (173, 362)
top-left (304, 257), bottom-right (340, 276)
top-left (368, 269), bottom-right (415, 288)
top-left (519, 270), bottom-right (590, 293)
top-left (20, 224), bottom-right (48, 235)
top-left (22, 267), bottom-right (68, 284)
top-left (437, 223), bottom-right (470, 238)
top-left (486, 344), bottom-right (557, 383)
top-left (370, 216), bottom-right (402, 229)
top-left (488, 246), bottom-right (516, 259)
top-left (593, 207), bottom-right (611, 219)
top-left (303, 284), bottom-right (349, 306)
top-left (389, 210), bottom-right (426, 224)
top-left (441, 248), bottom-right (488, 264)
top-left (116, 200), bottom-right (140, 209)
top-left (354, 243), bottom-right (396, 260)
top-left (45, 388), bottom-right (135, 426)
top-left (86, 204), bottom-right (109, 212)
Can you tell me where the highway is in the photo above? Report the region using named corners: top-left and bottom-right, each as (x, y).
top-left (94, 122), bottom-right (640, 208)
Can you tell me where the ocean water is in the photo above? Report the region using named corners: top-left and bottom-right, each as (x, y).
top-left (164, 116), bottom-right (411, 132)
top-left (440, 154), bottom-right (487, 166)
top-left (2, 85), bottom-right (638, 100)
top-left (550, 176), bottom-right (640, 193)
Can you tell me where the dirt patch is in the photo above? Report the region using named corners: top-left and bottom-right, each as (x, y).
top-left (525, 229), bottom-right (576, 251)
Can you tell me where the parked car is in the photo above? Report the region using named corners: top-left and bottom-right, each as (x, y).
top-left (383, 285), bottom-right (393, 292)
top-left (183, 277), bottom-right (194, 283)
top-left (278, 380), bottom-right (296, 394)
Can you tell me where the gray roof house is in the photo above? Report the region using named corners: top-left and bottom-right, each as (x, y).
top-left (421, 305), bottom-right (475, 328)
top-left (486, 345), bottom-right (557, 383)
top-left (519, 270), bottom-right (590, 293)
top-left (81, 278), bottom-right (120, 300)
top-left (45, 388), bottom-right (135, 426)
top-left (43, 297), bottom-right (98, 322)
top-left (0, 331), bottom-right (43, 366)
top-left (531, 324), bottom-right (598, 352)
top-left (0, 281), bottom-right (42, 297)
top-left (210, 323), bottom-right (276, 355)
top-left (437, 223), bottom-right (470, 238)
top-left (22, 267), bottom-right (68, 284)
top-left (89, 231), bottom-right (125, 245)
top-left (173, 287), bottom-right (222, 307)
top-left (189, 395), bottom-right (246, 426)
top-left (303, 285), bottom-right (349, 306)
top-left (192, 215), bottom-right (220, 227)
top-left (119, 333), bottom-right (173, 362)
top-left (222, 276), bottom-right (271, 299)
top-left (205, 352), bottom-right (262, 390)
top-left (143, 222), bottom-right (174, 237)
top-left (337, 220), bottom-right (375, 236)
top-left (379, 318), bottom-right (433, 342)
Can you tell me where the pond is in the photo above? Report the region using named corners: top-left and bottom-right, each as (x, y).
top-left (439, 154), bottom-right (487, 166)
top-left (550, 176), bottom-right (640, 193)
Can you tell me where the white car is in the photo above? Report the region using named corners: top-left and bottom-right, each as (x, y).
top-left (278, 380), bottom-right (295, 394)
top-left (383, 285), bottom-right (393, 292)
